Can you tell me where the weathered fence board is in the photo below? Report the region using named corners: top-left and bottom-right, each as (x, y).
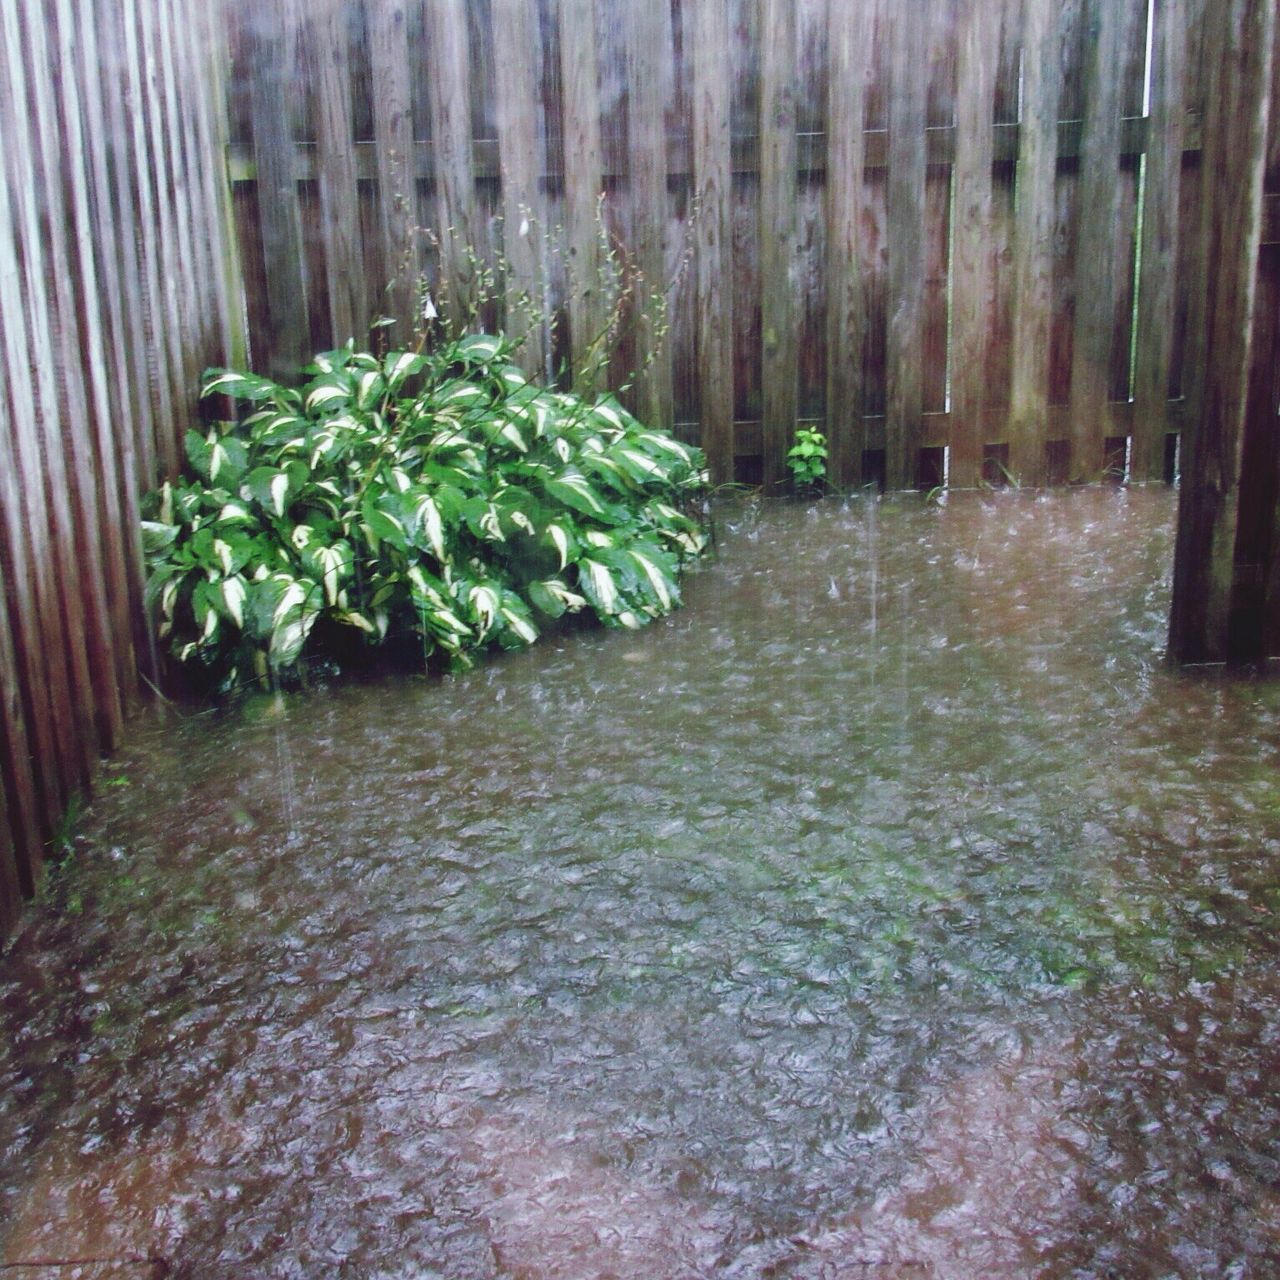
top-left (626, 0), bottom-right (677, 434)
top-left (4, 4), bottom-right (102, 788)
top-left (760, 0), bottom-right (798, 490)
top-left (885, 0), bottom-right (929, 490)
top-left (558, 0), bottom-right (607, 394)
top-left (427, 0), bottom-right (483, 326)
top-left (823, 0), bottom-right (870, 488)
top-left (368, 0), bottom-right (418, 334)
top-left (1132, 0), bottom-right (1187, 482)
top-left (1168, 0), bottom-right (1276, 663)
top-left (0, 398), bottom-right (48, 897)
top-left (248, 0), bottom-right (310, 378)
top-left (950, 0), bottom-right (997, 489)
top-left (1261, 15), bottom-right (1280, 654)
top-left (0, 123), bottom-right (71, 846)
top-left (141, 0), bottom-right (205, 458)
top-left (692, 0), bottom-right (735, 483)
top-left (78, 1), bottom-right (151, 686)
top-left (493, 0), bottom-right (546, 370)
top-left (1008, 0), bottom-right (1059, 483)
top-left (0, 628), bottom-right (42, 906)
top-left (1068, 0), bottom-right (1126, 482)
top-left (311, 0), bottom-right (366, 346)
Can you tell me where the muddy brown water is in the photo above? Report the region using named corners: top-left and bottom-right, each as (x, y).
top-left (3, 488), bottom-right (1280, 1279)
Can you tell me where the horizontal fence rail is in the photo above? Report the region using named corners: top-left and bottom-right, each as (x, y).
top-left (0, 0), bottom-right (245, 937)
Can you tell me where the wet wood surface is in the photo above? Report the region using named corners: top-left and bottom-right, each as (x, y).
top-left (222, 0), bottom-right (1211, 488)
top-left (1168, 0), bottom-right (1276, 663)
top-left (0, 0), bottom-right (244, 934)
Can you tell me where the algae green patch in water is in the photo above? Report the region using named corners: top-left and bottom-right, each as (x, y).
top-left (3, 488), bottom-right (1280, 1278)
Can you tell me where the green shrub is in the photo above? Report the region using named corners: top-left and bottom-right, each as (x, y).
top-left (141, 334), bottom-right (708, 691)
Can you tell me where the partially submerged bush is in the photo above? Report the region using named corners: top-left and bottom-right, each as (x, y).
top-left (142, 334), bottom-right (708, 690)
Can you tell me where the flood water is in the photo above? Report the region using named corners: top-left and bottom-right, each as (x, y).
top-left (3, 488), bottom-right (1280, 1278)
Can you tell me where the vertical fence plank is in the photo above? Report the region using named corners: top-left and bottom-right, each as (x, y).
top-left (556, 0), bottom-right (605, 392)
top-left (558, 0), bottom-right (606, 393)
top-left (493, 0), bottom-right (547, 372)
top-left (138, 0), bottom-right (202, 456)
top-left (730, 0), bottom-right (761, 464)
top-left (984, 0), bottom-right (1021, 445)
top-left (311, 0), bottom-right (366, 346)
top-left (760, 0), bottom-right (797, 489)
top-left (1008, 0), bottom-right (1057, 484)
top-left (825, 0), bottom-right (870, 489)
top-left (117, 0), bottom-right (180, 476)
top-left (368, 0), bottom-right (419, 335)
top-left (154, 0), bottom-right (210, 408)
top-left (626, 0), bottom-right (676, 432)
top-left (692, 0), bottom-right (735, 483)
top-left (1167, 0), bottom-right (1206, 411)
top-left (0, 394), bottom-right (48, 899)
top-left (91, 0), bottom-right (157, 504)
top-left (79, 0), bottom-right (152, 498)
top-left (425, 0), bottom-right (480, 327)
top-left (53, 0), bottom-right (141, 719)
top-left (796, 0), bottom-right (827, 430)
top-left (1169, 0), bottom-right (1276, 663)
top-left (885, 0), bottom-right (928, 490)
top-left (81, 0), bottom-right (159, 684)
top-left (922, 9), bottom-right (954, 434)
top-left (1066, 0), bottom-right (1124, 481)
top-left (0, 755), bottom-right (24, 936)
top-left (248, 0), bottom-right (310, 378)
top-left (189, 0), bottom-right (249, 373)
top-left (1235, 238), bottom-right (1280, 653)
top-left (950, 0), bottom-right (996, 488)
top-left (1132, 0), bottom-right (1187, 482)
top-left (29, 0), bottom-right (129, 752)
top-left (0, 547), bottom-right (42, 907)
top-left (1261, 16), bottom-right (1280, 652)
top-left (5, 3), bottom-right (110, 781)
top-left (0, 31), bottom-right (76, 831)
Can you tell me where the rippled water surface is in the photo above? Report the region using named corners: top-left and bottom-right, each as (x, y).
top-left (4, 488), bottom-right (1280, 1278)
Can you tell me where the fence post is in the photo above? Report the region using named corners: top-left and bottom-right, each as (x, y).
top-left (1067, 0), bottom-right (1124, 483)
top-left (692, 0), bottom-right (735, 486)
top-left (368, 0), bottom-right (418, 340)
top-left (1131, 0), bottom-right (1187, 483)
top-left (1169, 0), bottom-right (1276, 664)
top-left (425, 0), bottom-right (480, 331)
top-left (950, 0), bottom-right (997, 490)
top-left (625, 0), bottom-right (676, 433)
top-left (493, 0), bottom-right (546, 376)
top-left (247, 0), bottom-right (309, 378)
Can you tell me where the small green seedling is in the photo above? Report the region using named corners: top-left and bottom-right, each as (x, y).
top-left (786, 427), bottom-right (828, 491)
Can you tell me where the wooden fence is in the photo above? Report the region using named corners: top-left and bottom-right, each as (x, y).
top-left (221, 0), bottom-right (1276, 493)
top-left (0, 0), bottom-right (245, 937)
